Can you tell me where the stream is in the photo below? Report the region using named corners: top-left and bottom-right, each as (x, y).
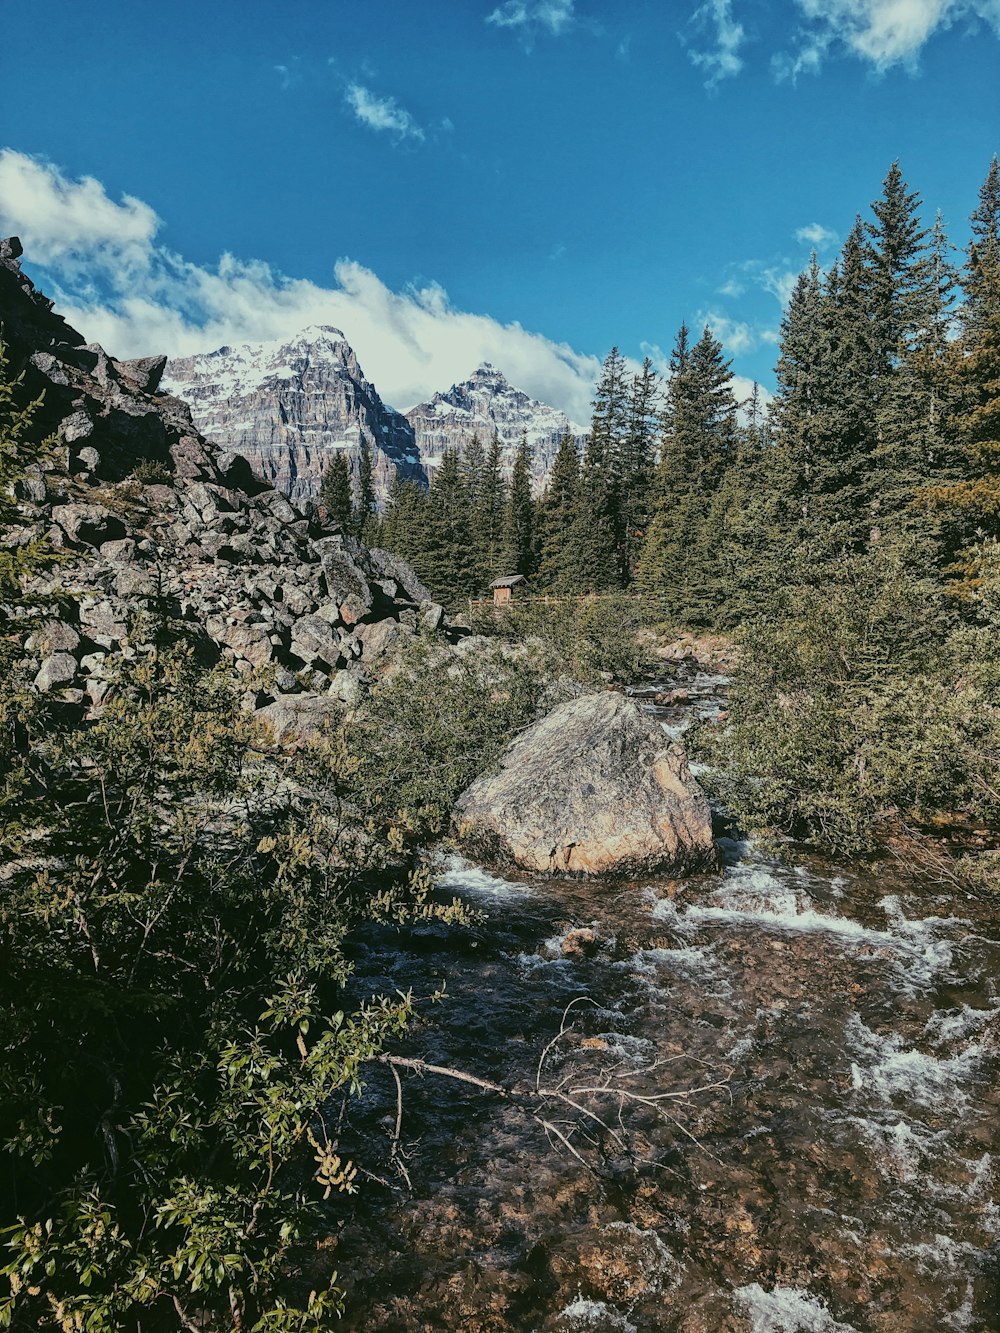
top-left (331, 674), bottom-right (1000, 1331)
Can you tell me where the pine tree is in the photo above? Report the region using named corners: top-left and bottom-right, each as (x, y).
top-left (353, 438), bottom-right (376, 540)
top-left (924, 157), bottom-right (1000, 572)
top-left (638, 324), bottom-right (738, 621)
top-left (566, 348), bottom-right (630, 591)
top-left (620, 357), bottom-right (659, 582)
top-left (320, 450), bottom-right (353, 532)
top-left (423, 447), bottom-right (475, 604)
top-left (474, 432), bottom-right (508, 586)
top-left (865, 164), bottom-right (957, 530)
top-left (535, 431), bottom-right (580, 590)
top-left (500, 431), bottom-right (535, 577)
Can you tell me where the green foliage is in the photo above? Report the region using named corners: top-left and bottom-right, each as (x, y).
top-left (130, 458), bottom-right (173, 485)
top-left (350, 636), bottom-right (552, 839)
top-left (467, 593), bottom-right (659, 687)
top-left (705, 541), bottom-right (1000, 854)
top-left (319, 451), bottom-right (352, 532)
top-left (0, 637), bottom-right (469, 1329)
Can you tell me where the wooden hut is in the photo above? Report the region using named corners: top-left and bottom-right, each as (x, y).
top-left (489, 574), bottom-right (527, 608)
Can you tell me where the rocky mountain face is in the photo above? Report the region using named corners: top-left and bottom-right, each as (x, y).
top-left (405, 364), bottom-right (586, 493)
top-left (0, 238), bottom-right (451, 739)
top-left (163, 327), bottom-right (425, 506)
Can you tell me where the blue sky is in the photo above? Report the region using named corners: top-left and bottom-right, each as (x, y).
top-left (2, 0), bottom-right (998, 420)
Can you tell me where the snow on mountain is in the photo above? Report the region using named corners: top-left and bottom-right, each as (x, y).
top-left (405, 363), bottom-right (586, 492)
top-left (163, 326), bottom-right (425, 504)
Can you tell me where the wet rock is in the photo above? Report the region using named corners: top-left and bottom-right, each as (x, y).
top-left (453, 691), bottom-right (715, 877)
top-left (560, 927), bottom-right (601, 959)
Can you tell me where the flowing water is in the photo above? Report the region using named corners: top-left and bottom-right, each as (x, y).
top-left (331, 676), bottom-right (1000, 1332)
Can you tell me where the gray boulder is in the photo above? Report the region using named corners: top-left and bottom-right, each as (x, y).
top-left (255, 693), bottom-right (340, 744)
top-left (34, 653), bottom-right (78, 692)
top-left (453, 691), bottom-right (715, 877)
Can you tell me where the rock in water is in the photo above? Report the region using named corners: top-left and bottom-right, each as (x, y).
top-left (453, 692), bottom-right (715, 877)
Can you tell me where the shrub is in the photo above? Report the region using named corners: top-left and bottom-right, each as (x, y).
top-left (465, 593), bottom-right (659, 686)
top-left (704, 542), bottom-right (1000, 855)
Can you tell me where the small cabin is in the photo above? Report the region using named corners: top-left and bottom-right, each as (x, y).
top-left (489, 574), bottom-right (527, 608)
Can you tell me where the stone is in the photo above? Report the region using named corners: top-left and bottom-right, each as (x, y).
top-left (51, 503), bottom-right (127, 547)
top-left (255, 692), bottom-right (340, 743)
top-left (61, 411), bottom-right (94, 444)
top-left (34, 652), bottom-right (78, 692)
top-left (74, 447), bottom-right (101, 476)
top-left (100, 537), bottom-right (137, 564)
top-left (329, 665), bottom-right (367, 707)
top-left (290, 613), bottom-right (338, 662)
top-left (116, 354), bottom-right (167, 394)
top-left (358, 617), bottom-right (412, 666)
top-left (0, 236), bottom-right (23, 261)
top-left (421, 601), bottom-right (445, 633)
top-left (453, 691), bottom-right (715, 878)
top-left (368, 548), bottom-right (433, 606)
top-left (27, 620), bottom-right (80, 655)
top-left (80, 599), bottom-right (127, 644)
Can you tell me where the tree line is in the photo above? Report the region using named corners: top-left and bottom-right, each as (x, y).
top-left (353, 158), bottom-right (999, 621)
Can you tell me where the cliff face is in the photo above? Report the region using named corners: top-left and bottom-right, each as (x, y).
top-left (405, 364), bottom-right (586, 493)
top-left (0, 238), bottom-right (448, 734)
top-left (163, 327), bottom-right (426, 505)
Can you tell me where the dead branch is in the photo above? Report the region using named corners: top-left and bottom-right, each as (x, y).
top-left (374, 1003), bottom-right (729, 1183)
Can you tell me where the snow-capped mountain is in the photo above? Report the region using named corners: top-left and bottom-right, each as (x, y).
top-left (163, 327), bottom-right (425, 504)
top-left (405, 364), bottom-right (586, 492)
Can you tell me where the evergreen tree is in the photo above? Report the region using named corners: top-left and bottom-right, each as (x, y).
top-left (474, 432), bottom-right (508, 586)
top-left (924, 157), bottom-right (1000, 571)
top-left (500, 431), bottom-right (535, 577)
top-left (567, 348), bottom-right (630, 591)
top-left (423, 448), bottom-right (475, 604)
top-left (320, 450), bottom-right (353, 532)
top-left (535, 431), bottom-right (580, 590)
top-left (353, 438), bottom-right (376, 540)
top-left (638, 324), bottom-right (738, 621)
top-left (620, 357), bottom-right (659, 582)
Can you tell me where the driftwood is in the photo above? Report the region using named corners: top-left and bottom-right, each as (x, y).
top-left (374, 997), bottom-right (731, 1181)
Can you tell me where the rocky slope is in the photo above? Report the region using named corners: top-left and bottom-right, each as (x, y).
top-left (163, 327), bottom-right (425, 505)
top-left (0, 238), bottom-right (450, 736)
top-left (405, 364), bottom-right (586, 492)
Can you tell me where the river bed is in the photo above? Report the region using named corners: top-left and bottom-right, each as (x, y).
top-left (330, 675), bottom-right (999, 1331)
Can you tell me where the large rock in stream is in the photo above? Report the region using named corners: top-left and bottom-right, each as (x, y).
top-left (453, 691), bottom-right (715, 877)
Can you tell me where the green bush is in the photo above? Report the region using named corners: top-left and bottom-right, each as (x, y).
top-left (465, 593), bottom-right (660, 686)
top-left (704, 542), bottom-right (1000, 855)
top-left (350, 636), bottom-right (553, 840)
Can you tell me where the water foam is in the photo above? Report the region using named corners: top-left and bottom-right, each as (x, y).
top-left (733, 1283), bottom-right (859, 1332)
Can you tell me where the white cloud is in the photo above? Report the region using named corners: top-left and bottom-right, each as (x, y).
top-left (759, 265), bottom-right (800, 307)
top-left (345, 82), bottom-right (424, 141)
top-left (0, 150), bottom-right (159, 276)
top-left (486, 0), bottom-right (577, 45)
top-left (697, 311), bottom-right (759, 355)
top-left (795, 221), bottom-right (838, 248)
top-left (0, 151), bottom-right (600, 422)
top-left (686, 0), bottom-right (746, 87)
top-left (774, 0), bottom-right (1000, 78)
